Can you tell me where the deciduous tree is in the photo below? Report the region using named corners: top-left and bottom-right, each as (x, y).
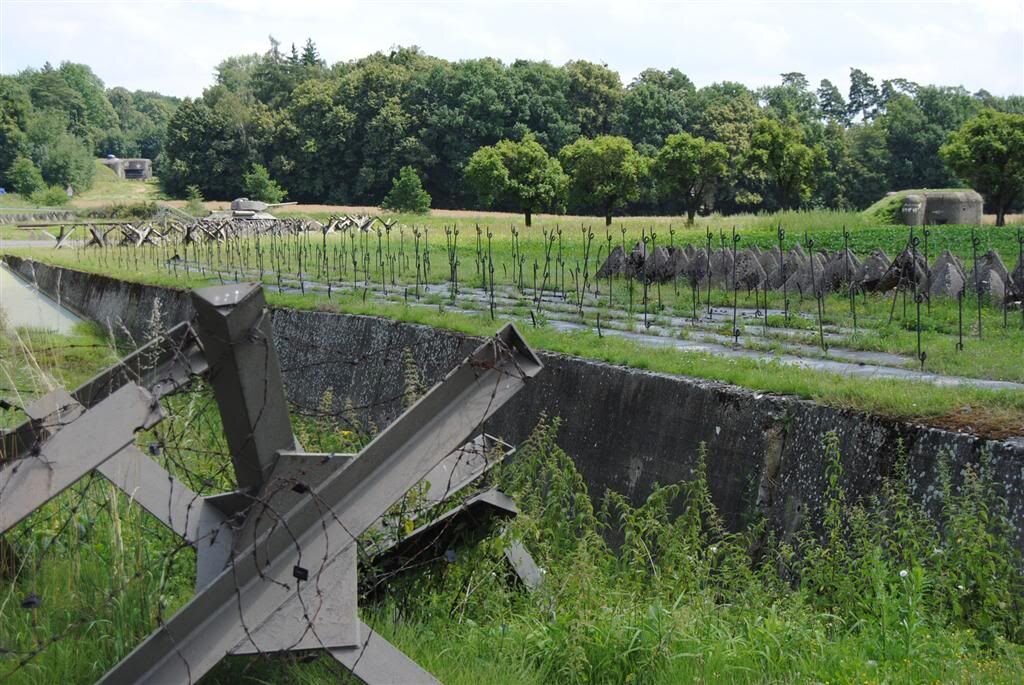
top-left (653, 132), bottom-right (727, 224)
top-left (465, 133), bottom-right (567, 226)
top-left (749, 117), bottom-right (824, 210)
top-left (941, 109), bottom-right (1024, 226)
top-left (559, 135), bottom-right (644, 225)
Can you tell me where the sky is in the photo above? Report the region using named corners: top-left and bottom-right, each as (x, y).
top-left (0, 0), bottom-right (1022, 98)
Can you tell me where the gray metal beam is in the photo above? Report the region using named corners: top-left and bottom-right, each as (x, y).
top-left (97, 444), bottom-right (221, 545)
top-left (191, 284), bottom-right (295, 492)
top-left (1, 325), bottom-right (201, 464)
top-left (0, 384), bottom-right (163, 534)
top-left (17, 388), bottom-right (230, 590)
top-left (98, 323), bottom-right (542, 684)
top-left (72, 321), bottom-right (206, 409)
top-left (329, 624), bottom-right (441, 685)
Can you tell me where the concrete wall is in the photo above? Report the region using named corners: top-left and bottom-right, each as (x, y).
top-left (7, 256), bottom-right (1023, 551)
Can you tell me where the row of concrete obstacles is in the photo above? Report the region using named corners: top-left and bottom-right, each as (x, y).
top-left (597, 242), bottom-right (1024, 303)
top-left (0, 210), bottom-right (75, 225)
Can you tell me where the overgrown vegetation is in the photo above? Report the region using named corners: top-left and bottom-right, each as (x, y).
top-left (2, 321), bottom-right (1022, 685)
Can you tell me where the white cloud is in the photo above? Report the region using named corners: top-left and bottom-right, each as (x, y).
top-left (0, 0), bottom-right (1020, 97)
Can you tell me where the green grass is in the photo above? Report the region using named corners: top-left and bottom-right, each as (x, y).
top-left (1, 312), bottom-right (1023, 684)
top-left (71, 161), bottom-right (163, 206)
top-left (0, 322), bottom-right (119, 429)
top-left (5, 237), bottom-right (1023, 435)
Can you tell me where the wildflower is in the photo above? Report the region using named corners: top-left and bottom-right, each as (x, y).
top-left (899, 569), bottom-right (909, 578)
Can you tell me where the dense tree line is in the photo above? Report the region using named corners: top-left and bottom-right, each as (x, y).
top-left (0, 61), bottom-right (178, 195)
top-left (155, 41), bottom-right (1023, 216)
top-left (2, 43), bottom-right (1022, 221)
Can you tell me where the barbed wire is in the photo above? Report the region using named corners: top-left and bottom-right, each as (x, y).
top-left (0, 303), bottom-right (527, 684)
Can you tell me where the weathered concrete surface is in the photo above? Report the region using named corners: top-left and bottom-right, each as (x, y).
top-left (6, 255), bottom-right (1024, 552)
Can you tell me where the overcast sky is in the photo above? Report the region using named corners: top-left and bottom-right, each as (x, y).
top-left (1, 0), bottom-right (1022, 98)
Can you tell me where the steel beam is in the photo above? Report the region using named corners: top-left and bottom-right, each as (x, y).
top-left (99, 323), bottom-right (542, 684)
top-left (329, 625), bottom-right (440, 685)
top-left (0, 383), bottom-right (163, 533)
top-left (192, 284), bottom-right (295, 492)
top-left (2, 323), bottom-right (203, 463)
top-left (72, 321), bottom-right (205, 408)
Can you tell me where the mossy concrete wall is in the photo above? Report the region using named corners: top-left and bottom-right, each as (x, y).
top-left (7, 256), bottom-right (1023, 551)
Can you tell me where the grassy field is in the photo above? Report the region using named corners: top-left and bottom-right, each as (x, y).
top-left (0, 319), bottom-right (1022, 684)
top-left (3, 166), bottom-right (1023, 432)
top-left (5, 210), bottom-right (1023, 436)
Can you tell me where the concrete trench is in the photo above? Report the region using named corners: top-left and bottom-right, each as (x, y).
top-left (5, 255), bottom-right (1024, 553)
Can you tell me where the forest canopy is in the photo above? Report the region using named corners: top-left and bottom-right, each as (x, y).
top-left (1, 40), bottom-right (1021, 218)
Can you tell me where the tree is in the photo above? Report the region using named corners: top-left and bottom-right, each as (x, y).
top-left (508, 60), bottom-right (578, 153)
top-left (881, 87), bottom-right (978, 190)
top-left (242, 163), bottom-right (286, 203)
top-left (160, 92), bottom-right (260, 199)
top-left (749, 117), bottom-right (823, 210)
top-left (690, 82), bottom-right (764, 213)
top-left (653, 132), bottom-right (727, 224)
top-left (300, 39), bottom-right (324, 68)
top-left (848, 68), bottom-right (879, 122)
top-left (464, 133), bottom-right (567, 226)
top-left (6, 156), bottom-right (44, 195)
top-left (845, 122), bottom-right (890, 209)
top-left (758, 72), bottom-right (818, 127)
top-left (382, 165), bottom-right (431, 213)
top-left (564, 60), bottom-right (623, 138)
top-left (614, 68), bottom-right (695, 150)
top-left (941, 109), bottom-right (1024, 226)
top-left (817, 79), bottom-right (849, 125)
top-left (0, 76), bottom-right (31, 178)
top-left (559, 135), bottom-right (644, 225)
top-left (24, 110), bottom-right (95, 191)
top-left (879, 78), bottom-right (919, 110)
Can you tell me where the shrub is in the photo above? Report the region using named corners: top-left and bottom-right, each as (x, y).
top-left (81, 202), bottom-right (158, 220)
top-left (29, 184), bottom-right (71, 207)
top-left (184, 184), bottom-right (206, 216)
top-left (382, 166), bottom-right (431, 214)
top-left (241, 164), bottom-right (286, 204)
top-left (5, 156), bottom-right (45, 196)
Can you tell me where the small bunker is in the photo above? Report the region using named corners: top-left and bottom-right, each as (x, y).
top-left (900, 190), bottom-right (982, 226)
top-left (99, 157), bottom-right (153, 181)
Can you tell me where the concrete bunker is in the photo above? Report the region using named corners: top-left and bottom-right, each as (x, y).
top-left (900, 189), bottom-right (983, 226)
